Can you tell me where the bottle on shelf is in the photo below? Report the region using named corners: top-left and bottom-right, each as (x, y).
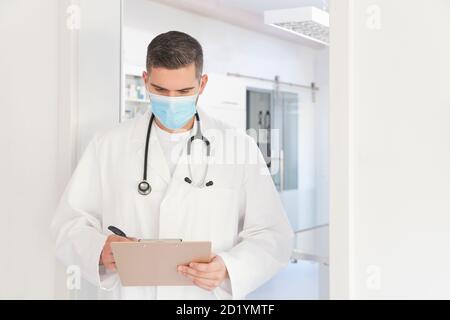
top-left (129, 84), bottom-right (137, 99)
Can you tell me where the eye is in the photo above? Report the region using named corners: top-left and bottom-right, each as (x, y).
top-left (178, 90), bottom-right (190, 94)
top-left (156, 89), bottom-right (170, 95)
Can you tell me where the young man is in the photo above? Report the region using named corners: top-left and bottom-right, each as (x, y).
top-left (51, 31), bottom-right (294, 300)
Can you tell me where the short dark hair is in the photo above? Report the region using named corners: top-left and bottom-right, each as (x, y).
top-left (146, 31), bottom-right (204, 79)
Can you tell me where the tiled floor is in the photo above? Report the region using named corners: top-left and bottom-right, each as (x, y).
top-left (247, 261), bottom-right (321, 300)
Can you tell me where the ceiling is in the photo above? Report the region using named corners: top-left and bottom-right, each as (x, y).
top-left (149, 0), bottom-right (329, 48)
top-left (206, 0), bottom-right (328, 14)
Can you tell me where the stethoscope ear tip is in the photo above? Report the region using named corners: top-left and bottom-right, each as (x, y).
top-left (185, 177), bottom-right (214, 188)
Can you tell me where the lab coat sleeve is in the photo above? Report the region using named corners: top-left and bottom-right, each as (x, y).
top-left (50, 135), bottom-right (119, 291)
top-left (215, 137), bottom-right (295, 300)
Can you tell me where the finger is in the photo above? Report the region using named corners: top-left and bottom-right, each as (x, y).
top-left (116, 236), bottom-right (133, 242)
top-left (193, 281), bottom-right (214, 292)
top-left (104, 262), bottom-right (116, 272)
top-left (187, 275), bottom-right (219, 291)
top-left (185, 274), bottom-right (215, 291)
top-left (189, 261), bottom-right (220, 273)
top-left (179, 266), bottom-right (220, 280)
top-left (102, 247), bottom-right (114, 259)
top-left (102, 255), bottom-right (115, 266)
top-left (104, 246), bottom-right (114, 255)
top-left (107, 235), bottom-right (122, 242)
top-left (108, 235), bottom-right (132, 243)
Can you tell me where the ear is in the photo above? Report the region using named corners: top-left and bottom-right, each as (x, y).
top-left (142, 70), bottom-right (149, 84)
top-left (198, 74), bottom-right (209, 95)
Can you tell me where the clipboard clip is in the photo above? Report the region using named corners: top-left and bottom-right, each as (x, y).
top-left (138, 239), bottom-right (183, 243)
top-left (108, 226), bottom-right (182, 243)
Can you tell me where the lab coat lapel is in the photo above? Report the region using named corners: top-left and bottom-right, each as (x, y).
top-left (130, 111), bottom-right (171, 185)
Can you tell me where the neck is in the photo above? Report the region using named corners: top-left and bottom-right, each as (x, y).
top-left (155, 116), bottom-right (195, 134)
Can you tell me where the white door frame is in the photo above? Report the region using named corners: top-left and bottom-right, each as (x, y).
top-left (54, 0), bottom-right (122, 299)
top-left (329, 0), bottom-right (355, 300)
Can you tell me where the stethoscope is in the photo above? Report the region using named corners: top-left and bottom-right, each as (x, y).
top-left (137, 113), bottom-right (214, 195)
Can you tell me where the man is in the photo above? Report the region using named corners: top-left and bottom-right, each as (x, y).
top-left (51, 31), bottom-right (294, 300)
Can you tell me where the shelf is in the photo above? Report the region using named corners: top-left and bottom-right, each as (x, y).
top-left (125, 98), bottom-right (150, 104)
top-left (124, 64), bottom-right (145, 77)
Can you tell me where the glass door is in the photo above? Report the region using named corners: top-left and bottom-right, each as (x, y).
top-left (247, 86), bottom-right (329, 298)
top-left (247, 88), bottom-right (304, 230)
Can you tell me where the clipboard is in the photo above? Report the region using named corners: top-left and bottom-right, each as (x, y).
top-left (111, 240), bottom-right (212, 286)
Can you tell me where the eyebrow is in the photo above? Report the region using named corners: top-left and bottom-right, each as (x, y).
top-left (150, 83), bottom-right (195, 91)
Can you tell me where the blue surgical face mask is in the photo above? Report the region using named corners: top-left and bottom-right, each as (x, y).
top-left (148, 92), bottom-right (198, 130)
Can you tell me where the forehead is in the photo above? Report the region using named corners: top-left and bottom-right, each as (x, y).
top-left (148, 63), bottom-right (198, 90)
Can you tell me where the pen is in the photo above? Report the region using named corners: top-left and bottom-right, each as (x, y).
top-left (108, 225), bottom-right (182, 242)
top-left (108, 225), bottom-right (127, 237)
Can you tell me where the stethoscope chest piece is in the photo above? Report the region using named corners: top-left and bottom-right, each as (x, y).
top-left (138, 181), bottom-right (151, 195)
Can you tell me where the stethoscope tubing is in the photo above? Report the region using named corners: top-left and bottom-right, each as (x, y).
top-left (138, 112), bottom-right (213, 196)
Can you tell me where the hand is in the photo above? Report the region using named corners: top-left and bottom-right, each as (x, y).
top-left (100, 234), bottom-right (137, 271)
top-left (178, 255), bottom-right (228, 291)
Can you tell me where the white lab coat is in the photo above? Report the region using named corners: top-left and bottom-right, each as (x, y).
top-left (51, 107), bottom-right (294, 300)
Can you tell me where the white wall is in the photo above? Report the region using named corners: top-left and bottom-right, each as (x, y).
top-left (55, 0), bottom-right (123, 299)
top-left (330, 0), bottom-right (450, 299)
top-left (77, 0), bottom-right (122, 154)
top-left (123, 0), bottom-right (317, 85)
top-left (0, 0), bottom-right (58, 299)
top-left (0, 0), bottom-right (122, 299)
top-left (314, 48), bottom-right (329, 226)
